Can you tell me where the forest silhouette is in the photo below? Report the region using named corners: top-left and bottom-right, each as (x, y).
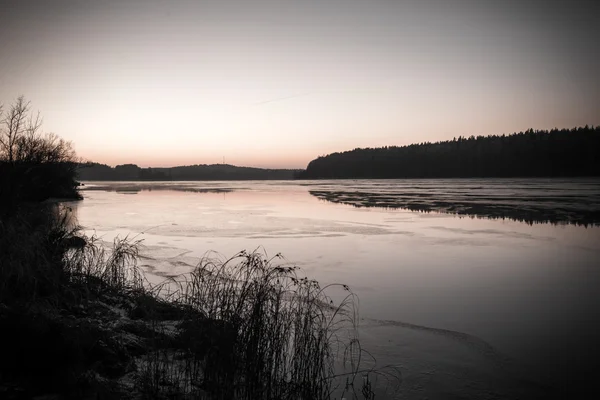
top-left (78, 162), bottom-right (300, 181)
top-left (299, 127), bottom-right (600, 179)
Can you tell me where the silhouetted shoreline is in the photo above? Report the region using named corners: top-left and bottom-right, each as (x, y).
top-left (77, 162), bottom-right (302, 181)
top-left (299, 127), bottom-right (600, 179)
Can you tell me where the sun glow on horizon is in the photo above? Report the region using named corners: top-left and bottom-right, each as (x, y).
top-left (1, 0), bottom-right (598, 168)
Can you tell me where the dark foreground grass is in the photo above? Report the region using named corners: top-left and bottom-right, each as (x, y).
top-left (0, 205), bottom-right (400, 399)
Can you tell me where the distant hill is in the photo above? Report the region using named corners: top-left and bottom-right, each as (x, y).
top-left (77, 163), bottom-right (302, 181)
top-left (299, 126), bottom-right (600, 179)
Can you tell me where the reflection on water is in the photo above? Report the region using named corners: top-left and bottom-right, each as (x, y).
top-left (70, 179), bottom-right (600, 399)
top-left (82, 181), bottom-right (234, 194)
top-left (308, 178), bottom-right (600, 226)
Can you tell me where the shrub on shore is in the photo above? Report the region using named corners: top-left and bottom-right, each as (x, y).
top-left (1, 96), bottom-right (81, 213)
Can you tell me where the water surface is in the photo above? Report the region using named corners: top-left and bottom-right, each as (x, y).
top-left (73, 179), bottom-right (600, 399)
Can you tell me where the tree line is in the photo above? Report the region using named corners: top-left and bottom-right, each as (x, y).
top-left (298, 127), bottom-right (600, 179)
top-left (77, 162), bottom-right (301, 181)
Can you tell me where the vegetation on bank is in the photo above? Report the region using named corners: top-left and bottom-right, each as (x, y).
top-left (0, 96), bottom-right (81, 211)
top-left (77, 162), bottom-right (302, 181)
top-left (1, 211), bottom-right (374, 398)
top-left (1, 97), bottom-right (394, 398)
top-left (299, 126), bottom-right (600, 179)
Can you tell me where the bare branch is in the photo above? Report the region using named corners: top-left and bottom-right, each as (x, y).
top-left (27, 110), bottom-right (43, 136)
top-left (1, 95), bottom-right (32, 162)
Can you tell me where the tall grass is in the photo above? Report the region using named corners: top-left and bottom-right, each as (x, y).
top-left (65, 234), bottom-right (144, 293)
top-left (0, 203), bottom-right (143, 303)
top-left (160, 250), bottom-right (361, 399)
top-left (0, 203), bottom-right (74, 303)
top-left (1, 204), bottom-right (398, 399)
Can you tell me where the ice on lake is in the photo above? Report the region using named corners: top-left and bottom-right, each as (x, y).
top-left (70, 179), bottom-right (600, 399)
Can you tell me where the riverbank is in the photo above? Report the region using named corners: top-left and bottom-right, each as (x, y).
top-left (0, 202), bottom-right (371, 399)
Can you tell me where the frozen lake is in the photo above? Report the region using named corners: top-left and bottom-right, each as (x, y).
top-left (71, 179), bottom-right (600, 399)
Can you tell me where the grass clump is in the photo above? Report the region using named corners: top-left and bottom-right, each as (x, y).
top-left (147, 250), bottom-right (361, 399)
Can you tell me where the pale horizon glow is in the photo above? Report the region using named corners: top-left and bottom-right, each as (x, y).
top-left (1, 0), bottom-right (598, 169)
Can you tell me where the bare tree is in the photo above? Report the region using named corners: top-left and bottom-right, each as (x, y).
top-left (0, 96), bottom-right (77, 164)
top-left (1, 96), bottom-right (81, 205)
top-left (0, 96), bottom-right (31, 162)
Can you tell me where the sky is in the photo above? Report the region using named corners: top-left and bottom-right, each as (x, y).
top-left (1, 0), bottom-right (599, 168)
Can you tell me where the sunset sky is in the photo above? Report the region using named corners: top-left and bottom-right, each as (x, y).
top-left (1, 0), bottom-right (598, 168)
